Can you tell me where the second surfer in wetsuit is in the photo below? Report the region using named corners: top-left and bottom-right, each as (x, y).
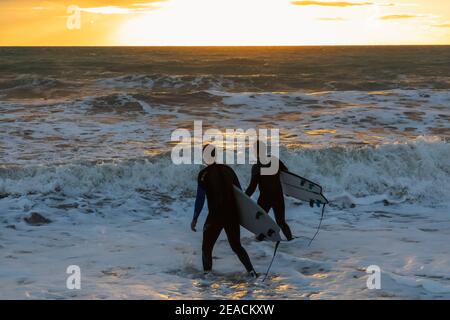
top-left (245, 142), bottom-right (294, 241)
top-left (191, 145), bottom-right (257, 277)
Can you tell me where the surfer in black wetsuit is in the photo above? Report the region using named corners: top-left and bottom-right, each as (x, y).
top-left (245, 141), bottom-right (294, 241)
top-left (191, 144), bottom-right (257, 277)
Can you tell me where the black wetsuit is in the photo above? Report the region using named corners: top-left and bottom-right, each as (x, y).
top-left (193, 163), bottom-right (254, 272)
top-left (245, 159), bottom-right (293, 240)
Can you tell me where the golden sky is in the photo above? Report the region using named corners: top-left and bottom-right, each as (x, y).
top-left (1, 0), bottom-right (450, 45)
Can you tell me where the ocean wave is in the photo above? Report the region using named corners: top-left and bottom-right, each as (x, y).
top-left (95, 72), bottom-right (450, 92)
top-left (74, 91), bottom-right (221, 114)
top-left (85, 93), bottom-right (150, 113)
top-left (0, 75), bottom-right (68, 91)
top-left (282, 137), bottom-right (450, 205)
top-left (1, 138), bottom-right (449, 206)
top-left (97, 74), bottom-right (237, 91)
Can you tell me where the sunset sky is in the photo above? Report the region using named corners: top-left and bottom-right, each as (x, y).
top-left (1, 0), bottom-right (450, 45)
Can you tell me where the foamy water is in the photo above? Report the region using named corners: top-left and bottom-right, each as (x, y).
top-left (0, 47), bottom-right (449, 299)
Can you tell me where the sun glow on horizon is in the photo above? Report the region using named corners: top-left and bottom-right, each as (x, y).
top-left (1, 0), bottom-right (450, 46)
top-left (117, 0), bottom-right (310, 46)
top-left (115, 0), bottom-right (449, 46)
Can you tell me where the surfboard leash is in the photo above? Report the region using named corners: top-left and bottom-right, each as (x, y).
top-left (262, 201), bottom-right (326, 281)
top-left (262, 241), bottom-right (280, 282)
top-left (308, 203), bottom-right (326, 247)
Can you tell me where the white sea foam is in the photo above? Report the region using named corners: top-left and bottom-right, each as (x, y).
top-left (1, 88), bottom-right (449, 165)
top-left (2, 48), bottom-right (450, 299)
top-left (1, 142), bottom-right (449, 299)
top-left (1, 138), bottom-right (449, 207)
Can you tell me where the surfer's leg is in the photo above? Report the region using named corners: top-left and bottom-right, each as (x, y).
top-left (224, 223), bottom-right (255, 273)
top-left (255, 197), bottom-right (273, 241)
top-left (202, 221), bottom-right (223, 272)
top-left (273, 200), bottom-right (293, 241)
top-left (257, 196), bottom-right (271, 213)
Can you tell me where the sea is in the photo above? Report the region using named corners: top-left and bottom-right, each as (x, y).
top-left (0, 46), bottom-right (449, 299)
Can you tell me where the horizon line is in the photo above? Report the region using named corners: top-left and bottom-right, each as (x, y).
top-left (1, 44), bottom-right (450, 48)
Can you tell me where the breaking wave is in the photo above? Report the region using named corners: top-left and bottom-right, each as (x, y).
top-left (0, 76), bottom-right (71, 92)
top-left (1, 138), bottom-right (449, 206)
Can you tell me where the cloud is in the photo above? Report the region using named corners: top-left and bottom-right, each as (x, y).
top-left (317, 17), bottom-right (346, 21)
top-left (433, 23), bottom-right (450, 28)
top-left (379, 14), bottom-right (420, 20)
top-left (79, 1), bottom-right (167, 15)
top-left (82, 0), bottom-right (165, 5)
top-left (6, 1), bottom-right (167, 14)
top-left (81, 6), bottom-right (135, 14)
top-left (132, 1), bottom-right (165, 7)
top-left (291, 1), bottom-right (373, 7)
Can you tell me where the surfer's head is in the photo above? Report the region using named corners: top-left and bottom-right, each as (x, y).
top-left (202, 143), bottom-right (216, 165)
top-left (253, 140), bottom-right (268, 164)
top-left (252, 140), bottom-right (279, 175)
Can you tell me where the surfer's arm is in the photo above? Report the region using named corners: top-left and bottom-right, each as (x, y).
top-left (245, 167), bottom-right (259, 197)
top-left (193, 185), bottom-right (206, 221)
top-left (233, 173), bottom-right (242, 190)
top-left (279, 160), bottom-right (288, 172)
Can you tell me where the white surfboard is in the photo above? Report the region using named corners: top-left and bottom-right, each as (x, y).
top-left (232, 186), bottom-right (282, 242)
top-left (280, 171), bottom-right (328, 206)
